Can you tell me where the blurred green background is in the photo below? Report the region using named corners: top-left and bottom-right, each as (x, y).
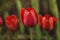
top-left (0, 0), bottom-right (60, 40)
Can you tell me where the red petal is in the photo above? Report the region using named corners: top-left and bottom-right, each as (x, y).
top-left (49, 17), bottom-right (53, 30)
top-left (53, 17), bottom-right (58, 25)
top-left (42, 17), bottom-right (47, 29)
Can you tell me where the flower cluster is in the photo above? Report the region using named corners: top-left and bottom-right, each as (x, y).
top-left (0, 8), bottom-right (57, 31)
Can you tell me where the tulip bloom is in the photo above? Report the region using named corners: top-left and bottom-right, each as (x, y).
top-left (39, 14), bottom-right (57, 31)
top-left (21, 8), bottom-right (38, 27)
top-left (0, 17), bottom-right (3, 25)
top-left (6, 15), bottom-right (19, 31)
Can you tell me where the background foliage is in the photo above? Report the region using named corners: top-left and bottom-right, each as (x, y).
top-left (0, 0), bottom-right (60, 40)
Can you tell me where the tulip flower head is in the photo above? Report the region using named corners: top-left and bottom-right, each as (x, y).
top-left (6, 15), bottom-right (19, 31)
top-left (39, 14), bottom-right (57, 31)
top-left (21, 8), bottom-right (38, 27)
top-left (0, 17), bottom-right (3, 25)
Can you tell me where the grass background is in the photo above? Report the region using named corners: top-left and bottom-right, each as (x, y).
top-left (0, 0), bottom-right (60, 40)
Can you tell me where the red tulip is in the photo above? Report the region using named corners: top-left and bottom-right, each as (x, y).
top-left (21, 8), bottom-right (38, 27)
top-left (0, 17), bottom-right (3, 25)
top-left (6, 15), bottom-right (19, 31)
top-left (39, 14), bottom-right (57, 31)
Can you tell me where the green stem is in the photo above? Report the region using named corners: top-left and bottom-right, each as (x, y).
top-left (46, 32), bottom-right (51, 40)
top-left (15, 32), bottom-right (18, 40)
top-left (7, 31), bottom-right (10, 40)
top-left (35, 23), bottom-right (41, 40)
top-left (30, 28), bottom-right (33, 40)
top-left (0, 27), bottom-right (2, 40)
top-left (21, 25), bottom-right (26, 40)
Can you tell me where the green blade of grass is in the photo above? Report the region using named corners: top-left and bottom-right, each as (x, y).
top-left (35, 23), bottom-right (42, 40)
top-left (31, 0), bottom-right (39, 13)
top-left (15, 0), bottom-right (26, 40)
top-left (49, 0), bottom-right (59, 16)
top-left (49, 0), bottom-right (59, 40)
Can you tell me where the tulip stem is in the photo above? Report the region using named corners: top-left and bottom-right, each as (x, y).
top-left (46, 32), bottom-right (51, 40)
top-left (35, 23), bottom-right (41, 40)
top-left (7, 31), bottom-right (10, 40)
top-left (20, 25), bottom-right (26, 40)
top-left (30, 28), bottom-right (33, 40)
top-left (15, 32), bottom-right (18, 40)
top-left (0, 27), bottom-right (2, 40)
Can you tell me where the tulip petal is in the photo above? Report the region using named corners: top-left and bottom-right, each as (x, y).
top-left (42, 17), bottom-right (47, 29)
top-left (49, 17), bottom-right (53, 30)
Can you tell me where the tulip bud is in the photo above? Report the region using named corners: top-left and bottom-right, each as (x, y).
top-left (6, 15), bottom-right (19, 31)
top-left (39, 14), bottom-right (57, 31)
top-left (21, 8), bottom-right (38, 27)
